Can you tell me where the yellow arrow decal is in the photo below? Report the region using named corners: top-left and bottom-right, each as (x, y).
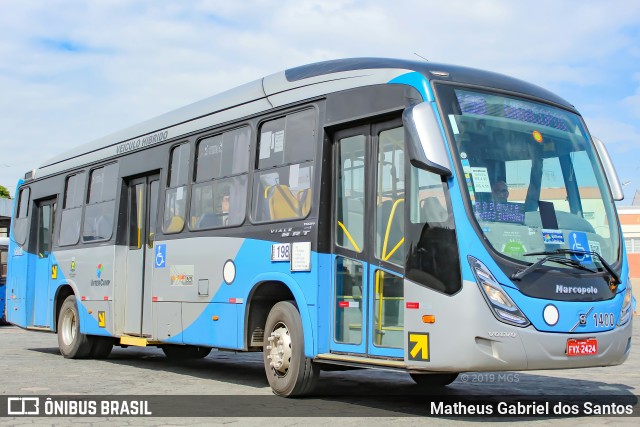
top-left (98, 311), bottom-right (106, 328)
top-left (408, 332), bottom-right (430, 361)
top-left (51, 265), bottom-right (58, 279)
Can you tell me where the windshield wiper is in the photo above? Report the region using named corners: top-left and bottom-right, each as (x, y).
top-left (524, 249), bottom-right (621, 285)
top-left (525, 249), bottom-right (622, 285)
top-left (511, 253), bottom-right (596, 281)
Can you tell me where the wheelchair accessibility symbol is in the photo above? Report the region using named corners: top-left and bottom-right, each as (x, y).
top-left (155, 244), bottom-right (166, 268)
top-left (570, 232), bottom-right (591, 264)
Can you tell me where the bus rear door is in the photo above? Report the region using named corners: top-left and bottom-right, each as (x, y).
top-left (31, 197), bottom-right (57, 327)
top-left (123, 173), bottom-right (160, 337)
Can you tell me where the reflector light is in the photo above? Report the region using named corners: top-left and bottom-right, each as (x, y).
top-left (422, 315), bottom-right (436, 323)
top-left (212, 316), bottom-right (219, 321)
top-left (406, 302), bottom-right (420, 309)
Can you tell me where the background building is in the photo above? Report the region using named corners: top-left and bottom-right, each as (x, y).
top-left (0, 198), bottom-right (11, 238)
top-left (618, 191), bottom-right (640, 314)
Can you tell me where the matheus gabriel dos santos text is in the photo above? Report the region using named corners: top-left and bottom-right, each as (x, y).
top-left (430, 400), bottom-right (634, 416)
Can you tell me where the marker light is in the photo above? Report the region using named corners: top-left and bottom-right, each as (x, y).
top-left (617, 278), bottom-right (634, 327)
top-left (422, 315), bottom-right (436, 324)
top-left (532, 130), bottom-right (543, 143)
top-left (468, 256), bottom-right (530, 327)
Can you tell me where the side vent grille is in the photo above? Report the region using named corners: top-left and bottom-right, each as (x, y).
top-left (251, 327), bottom-right (265, 347)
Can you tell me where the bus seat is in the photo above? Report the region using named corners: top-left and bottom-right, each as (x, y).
top-left (268, 185), bottom-right (300, 219)
top-left (297, 188), bottom-right (312, 216)
top-left (196, 213), bottom-right (221, 229)
top-left (166, 215), bottom-right (184, 233)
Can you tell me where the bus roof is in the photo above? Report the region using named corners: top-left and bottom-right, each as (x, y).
top-left (31, 58), bottom-right (574, 181)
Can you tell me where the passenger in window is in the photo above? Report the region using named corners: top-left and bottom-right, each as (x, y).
top-left (221, 194), bottom-right (229, 226)
top-left (492, 180), bottom-right (509, 204)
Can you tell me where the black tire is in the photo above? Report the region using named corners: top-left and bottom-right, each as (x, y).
top-left (410, 372), bottom-right (458, 387)
top-left (89, 336), bottom-right (114, 359)
top-left (263, 301), bottom-right (319, 397)
top-left (57, 295), bottom-right (93, 359)
top-left (162, 345), bottom-right (211, 359)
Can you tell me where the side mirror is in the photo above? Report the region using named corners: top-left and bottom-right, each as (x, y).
top-left (403, 103), bottom-right (452, 176)
top-left (592, 137), bottom-right (624, 201)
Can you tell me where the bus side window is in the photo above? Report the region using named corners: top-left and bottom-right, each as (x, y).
top-left (13, 187), bottom-right (30, 245)
top-left (191, 127), bottom-right (250, 230)
top-left (253, 109), bottom-right (315, 223)
top-left (59, 172), bottom-right (85, 246)
top-left (83, 164), bottom-right (118, 242)
top-left (163, 143), bottom-right (189, 234)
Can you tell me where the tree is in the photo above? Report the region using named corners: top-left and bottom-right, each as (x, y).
top-left (0, 185), bottom-right (10, 199)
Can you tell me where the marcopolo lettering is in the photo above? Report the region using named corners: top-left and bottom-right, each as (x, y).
top-left (555, 284), bottom-right (598, 295)
top-left (116, 130), bottom-right (169, 154)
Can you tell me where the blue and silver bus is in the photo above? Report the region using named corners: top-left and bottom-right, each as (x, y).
top-left (6, 58), bottom-right (634, 396)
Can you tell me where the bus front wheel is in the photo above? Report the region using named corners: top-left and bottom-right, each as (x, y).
top-left (410, 372), bottom-right (459, 387)
top-left (57, 295), bottom-right (93, 359)
top-left (263, 301), bottom-right (318, 397)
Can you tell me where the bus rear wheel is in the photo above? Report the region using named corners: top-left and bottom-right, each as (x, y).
top-left (89, 336), bottom-right (114, 359)
top-left (410, 372), bottom-right (458, 387)
top-left (162, 345), bottom-right (211, 359)
top-left (263, 301), bottom-right (318, 397)
top-left (57, 295), bottom-right (93, 359)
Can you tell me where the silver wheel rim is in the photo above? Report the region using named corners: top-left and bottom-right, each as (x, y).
top-left (266, 322), bottom-right (292, 377)
top-left (61, 307), bottom-right (77, 346)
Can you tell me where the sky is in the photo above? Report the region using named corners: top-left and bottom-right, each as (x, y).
top-left (0, 0), bottom-right (639, 203)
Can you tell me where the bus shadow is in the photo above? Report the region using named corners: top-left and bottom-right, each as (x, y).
top-left (28, 344), bottom-right (637, 419)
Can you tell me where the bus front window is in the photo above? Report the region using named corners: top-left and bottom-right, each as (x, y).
top-left (436, 85), bottom-right (621, 267)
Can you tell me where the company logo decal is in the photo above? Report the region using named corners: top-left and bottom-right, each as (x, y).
top-left (555, 284), bottom-right (598, 295)
top-left (571, 307), bottom-right (594, 332)
top-left (91, 263), bottom-right (110, 287)
top-left (170, 265), bottom-right (194, 286)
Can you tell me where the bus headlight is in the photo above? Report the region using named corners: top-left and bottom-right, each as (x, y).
top-left (468, 256), bottom-right (531, 327)
top-left (617, 278), bottom-right (633, 327)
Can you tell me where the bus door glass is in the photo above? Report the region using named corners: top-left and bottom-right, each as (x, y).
top-left (33, 198), bottom-right (56, 327)
top-left (124, 173), bottom-right (159, 336)
top-left (331, 119), bottom-right (405, 359)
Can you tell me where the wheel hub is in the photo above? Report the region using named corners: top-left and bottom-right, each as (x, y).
top-left (61, 308), bottom-right (77, 346)
top-left (266, 324), bottom-right (292, 376)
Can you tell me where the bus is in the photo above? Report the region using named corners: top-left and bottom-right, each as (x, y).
top-left (6, 58), bottom-right (634, 397)
top-left (0, 237), bottom-right (8, 324)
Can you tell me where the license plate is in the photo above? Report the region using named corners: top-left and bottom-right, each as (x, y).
top-left (566, 338), bottom-right (598, 356)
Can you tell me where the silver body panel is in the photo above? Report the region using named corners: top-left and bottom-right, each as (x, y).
top-left (403, 279), bottom-right (631, 372)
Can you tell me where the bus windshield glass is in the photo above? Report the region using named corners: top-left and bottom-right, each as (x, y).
top-left (436, 84), bottom-right (620, 266)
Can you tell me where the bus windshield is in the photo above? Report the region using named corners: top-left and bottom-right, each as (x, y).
top-left (436, 84), bottom-right (620, 266)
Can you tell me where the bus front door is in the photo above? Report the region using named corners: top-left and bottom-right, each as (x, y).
top-left (331, 120), bottom-right (405, 359)
top-left (32, 198), bottom-right (56, 327)
top-left (123, 174), bottom-right (160, 336)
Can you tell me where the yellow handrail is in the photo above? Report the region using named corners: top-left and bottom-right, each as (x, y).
top-left (337, 221), bottom-right (361, 252)
top-left (384, 238), bottom-right (405, 262)
top-left (381, 198), bottom-right (404, 260)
